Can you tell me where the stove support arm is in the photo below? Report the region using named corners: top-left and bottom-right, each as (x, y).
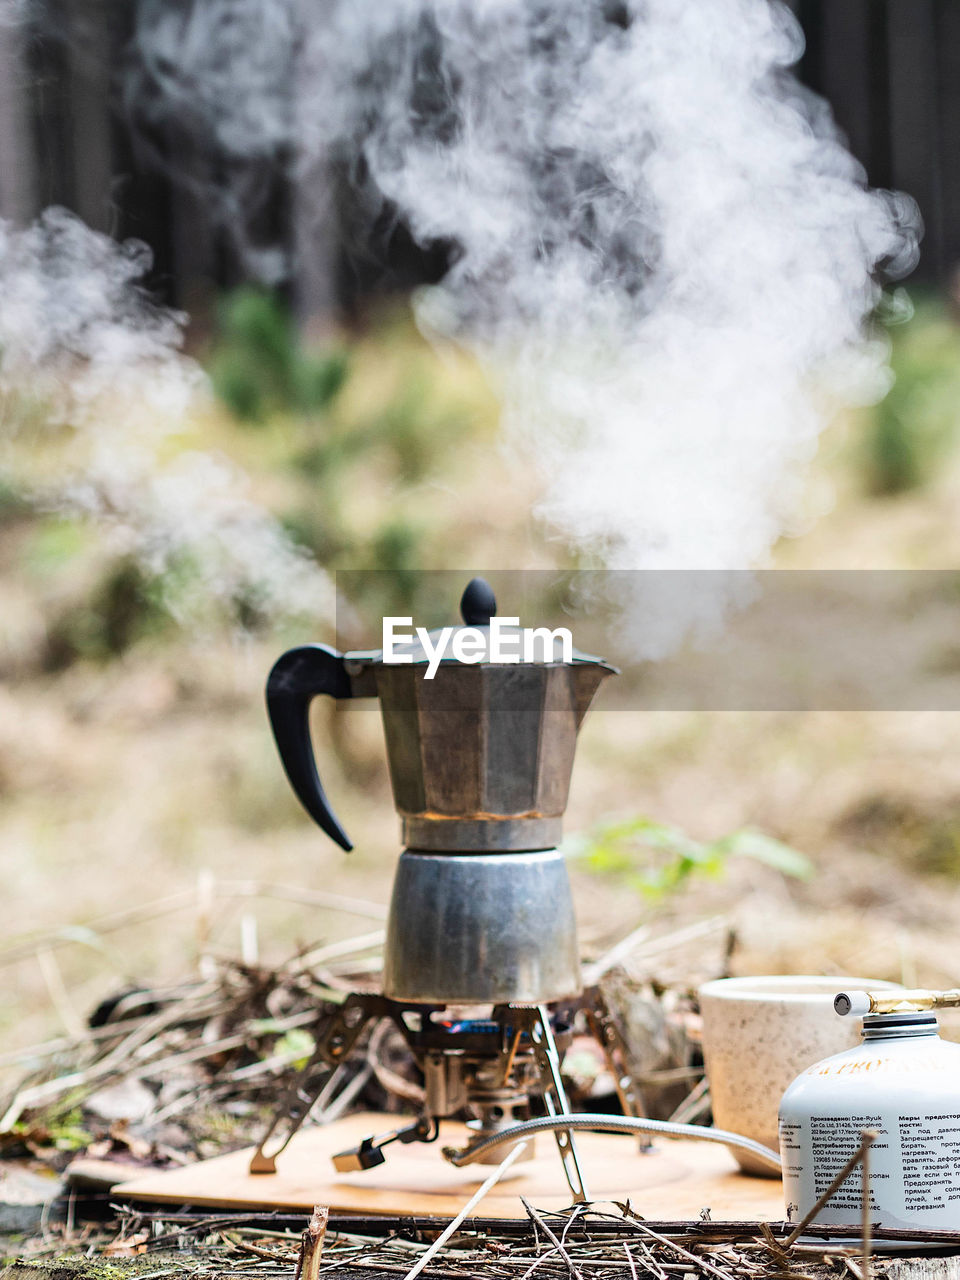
top-left (530, 1005), bottom-right (590, 1204)
top-left (249, 992), bottom-right (383, 1174)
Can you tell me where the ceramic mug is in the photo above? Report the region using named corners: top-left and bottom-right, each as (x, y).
top-left (698, 974), bottom-right (902, 1177)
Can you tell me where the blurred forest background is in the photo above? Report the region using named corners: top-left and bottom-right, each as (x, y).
top-left (4, 0), bottom-right (960, 1077)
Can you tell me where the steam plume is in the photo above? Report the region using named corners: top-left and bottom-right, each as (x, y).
top-left (126, 0), bottom-right (920, 651)
top-left (0, 208), bottom-right (330, 625)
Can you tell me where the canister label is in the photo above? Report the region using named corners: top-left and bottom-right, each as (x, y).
top-left (780, 1110), bottom-right (960, 1228)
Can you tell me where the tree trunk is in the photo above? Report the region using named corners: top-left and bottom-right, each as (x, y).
top-left (0, 20), bottom-right (37, 224)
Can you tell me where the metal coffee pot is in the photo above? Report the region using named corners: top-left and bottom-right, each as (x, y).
top-left (267, 578), bottom-right (616, 1006)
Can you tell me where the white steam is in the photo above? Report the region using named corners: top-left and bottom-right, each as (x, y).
top-left (0, 0), bottom-right (31, 24)
top-left (0, 207), bottom-right (331, 625)
top-left (126, 0), bottom-right (920, 653)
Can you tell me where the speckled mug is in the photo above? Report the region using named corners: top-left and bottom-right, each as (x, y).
top-left (698, 975), bottom-right (902, 1177)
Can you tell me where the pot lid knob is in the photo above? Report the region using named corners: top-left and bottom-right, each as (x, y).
top-left (460, 577), bottom-right (496, 626)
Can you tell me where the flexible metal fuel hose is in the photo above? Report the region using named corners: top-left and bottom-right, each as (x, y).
top-left (444, 1113), bottom-right (782, 1173)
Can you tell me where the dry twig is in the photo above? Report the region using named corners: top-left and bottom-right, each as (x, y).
top-left (520, 1198), bottom-right (584, 1280)
top-left (294, 1206), bottom-right (329, 1280)
top-left (400, 1143), bottom-right (529, 1280)
top-left (783, 1130), bottom-right (878, 1251)
top-left (623, 1216), bottom-right (739, 1280)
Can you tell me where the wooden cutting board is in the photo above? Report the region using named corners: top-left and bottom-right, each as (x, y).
top-left (114, 1112), bottom-right (786, 1221)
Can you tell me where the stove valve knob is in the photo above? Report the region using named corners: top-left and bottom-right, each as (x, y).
top-left (330, 1115), bottom-right (437, 1172)
top-left (332, 1138), bottom-right (386, 1172)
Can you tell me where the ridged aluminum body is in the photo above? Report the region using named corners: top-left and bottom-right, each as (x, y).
top-left (365, 661), bottom-right (612, 853)
top-left (383, 849), bottom-right (582, 1003)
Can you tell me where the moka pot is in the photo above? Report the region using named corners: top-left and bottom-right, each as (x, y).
top-left (266, 578), bottom-right (616, 1005)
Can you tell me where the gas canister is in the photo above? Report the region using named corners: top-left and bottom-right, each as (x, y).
top-left (779, 994), bottom-right (960, 1232)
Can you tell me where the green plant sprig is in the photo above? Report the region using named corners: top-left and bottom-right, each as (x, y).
top-left (567, 814), bottom-right (812, 901)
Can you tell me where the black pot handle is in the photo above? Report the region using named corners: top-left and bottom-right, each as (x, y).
top-left (266, 644), bottom-right (357, 851)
